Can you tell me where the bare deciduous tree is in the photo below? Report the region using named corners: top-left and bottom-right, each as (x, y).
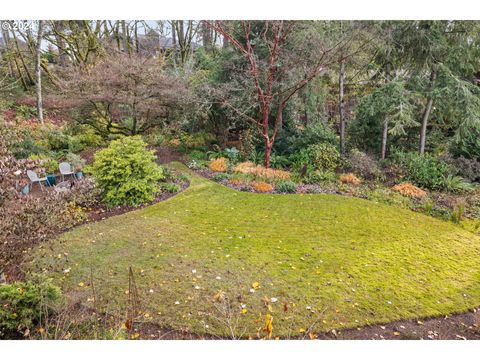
top-left (57, 54), bottom-right (188, 136)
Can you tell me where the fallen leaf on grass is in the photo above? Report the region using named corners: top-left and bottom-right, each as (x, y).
top-left (213, 290), bottom-right (226, 302)
top-left (264, 314), bottom-right (273, 339)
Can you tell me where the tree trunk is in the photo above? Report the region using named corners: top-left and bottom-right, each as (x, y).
top-left (1, 23), bottom-right (16, 78)
top-left (381, 61), bottom-right (391, 160)
top-left (339, 57), bottom-right (346, 155)
top-left (201, 21), bottom-right (213, 53)
top-left (264, 139), bottom-right (272, 168)
top-left (53, 21), bottom-right (68, 66)
top-left (134, 21), bottom-right (139, 53)
top-left (35, 21), bottom-right (44, 125)
top-left (419, 69), bottom-right (437, 155)
top-left (11, 27), bottom-right (35, 86)
top-left (121, 20), bottom-right (129, 53)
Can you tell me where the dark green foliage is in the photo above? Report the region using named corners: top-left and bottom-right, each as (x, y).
top-left (442, 175), bottom-right (475, 194)
top-left (273, 122), bottom-right (338, 156)
top-left (391, 151), bottom-right (451, 190)
top-left (87, 136), bottom-right (164, 207)
top-left (161, 183), bottom-right (181, 193)
top-left (305, 143), bottom-right (341, 172)
top-left (224, 147), bottom-right (240, 164)
top-left (276, 180), bottom-right (297, 193)
top-left (0, 279), bottom-right (61, 338)
top-left (212, 173), bottom-right (230, 182)
top-left (350, 81), bottom-right (417, 155)
top-left (302, 169), bottom-right (337, 184)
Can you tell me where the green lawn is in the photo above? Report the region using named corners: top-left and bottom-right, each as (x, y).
top-left (28, 163), bottom-right (480, 338)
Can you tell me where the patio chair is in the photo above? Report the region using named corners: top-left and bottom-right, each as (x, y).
top-left (27, 170), bottom-right (46, 192)
top-left (59, 162), bottom-right (76, 182)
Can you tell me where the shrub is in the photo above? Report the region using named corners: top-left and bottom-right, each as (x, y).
top-left (213, 173), bottom-right (230, 182)
top-left (302, 169), bottom-right (337, 184)
top-left (440, 154), bottom-right (480, 183)
top-left (347, 149), bottom-right (382, 180)
top-left (224, 147), bottom-right (240, 164)
top-left (442, 174), bottom-right (474, 193)
top-left (391, 151), bottom-right (451, 191)
top-left (252, 182), bottom-right (273, 193)
top-left (43, 158), bottom-right (59, 175)
top-left (290, 143), bottom-right (340, 174)
top-left (340, 173), bottom-right (362, 185)
top-left (276, 180), bottom-right (297, 194)
top-left (161, 183), bottom-right (181, 193)
top-left (188, 149), bottom-right (209, 161)
top-left (234, 162), bottom-right (291, 181)
top-left (392, 182), bottom-right (427, 199)
top-left (0, 279), bottom-right (61, 338)
top-left (307, 143), bottom-right (341, 172)
top-left (87, 136), bottom-right (164, 207)
top-left (209, 157), bottom-right (228, 172)
top-left (288, 122), bottom-right (338, 153)
top-left (64, 153), bottom-right (86, 172)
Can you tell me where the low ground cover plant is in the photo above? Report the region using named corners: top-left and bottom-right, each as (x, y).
top-left (0, 279), bottom-right (61, 338)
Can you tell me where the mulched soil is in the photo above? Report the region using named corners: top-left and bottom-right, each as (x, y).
top-left (84, 177), bottom-right (189, 224)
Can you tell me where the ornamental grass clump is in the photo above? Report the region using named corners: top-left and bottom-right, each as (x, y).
top-left (392, 182), bottom-right (427, 199)
top-left (209, 157), bottom-right (228, 172)
top-left (87, 136), bottom-right (164, 207)
top-left (340, 173), bottom-right (362, 186)
top-left (234, 162), bottom-right (291, 181)
top-left (252, 181), bottom-right (274, 193)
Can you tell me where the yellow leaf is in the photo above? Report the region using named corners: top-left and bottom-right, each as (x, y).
top-left (393, 331), bottom-right (401, 336)
top-left (131, 333), bottom-right (140, 339)
top-left (252, 282), bottom-right (260, 290)
top-left (241, 308), bottom-right (248, 314)
top-left (213, 290), bottom-right (225, 302)
top-left (263, 314), bottom-right (273, 339)
top-left (78, 282), bottom-right (85, 287)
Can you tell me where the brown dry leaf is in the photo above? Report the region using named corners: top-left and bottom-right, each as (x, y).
top-left (283, 303), bottom-right (289, 312)
top-left (308, 332), bottom-right (318, 340)
top-left (213, 290), bottom-right (226, 302)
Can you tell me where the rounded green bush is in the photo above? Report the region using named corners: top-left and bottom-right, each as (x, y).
top-left (276, 180), bottom-right (297, 193)
top-left (0, 280), bottom-right (61, 338)
top-left (87, 136), bottom-right (164, 207)
top-left (307, 143), bottom-right (341, 173)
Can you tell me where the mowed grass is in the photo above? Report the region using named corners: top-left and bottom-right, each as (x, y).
top-left (28, 163), bottom-right (480, 338)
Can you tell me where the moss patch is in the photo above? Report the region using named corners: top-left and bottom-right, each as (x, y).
top-left (28, 163), bottom-right (480, 338)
